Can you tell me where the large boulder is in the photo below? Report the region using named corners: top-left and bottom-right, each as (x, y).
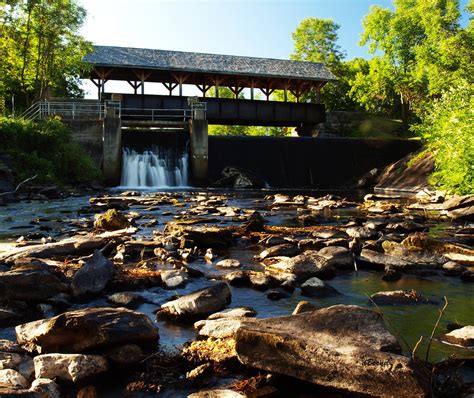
top-left (71, 250), bottom-right (114, 297)
top-left (235, 305), bottom-right (426, 397)
top-left (34, 354), bottom-right (108, 382)
top-left (0, 266), bottom-right (67, 302)
top-left (15, 307), bottom-right (159, 354)
top-left (94, 209), bottom-right (130, 231)
top-left (158, 283), bottom-right (231, 322)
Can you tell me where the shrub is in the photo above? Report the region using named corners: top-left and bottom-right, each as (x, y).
top-left (0, 117), bottom-right (101, 185)
top-left (411, 80), bottom-right (473, 195)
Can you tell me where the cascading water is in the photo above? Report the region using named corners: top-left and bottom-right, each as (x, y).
top-left (120, 146), bottom-right (189, 188)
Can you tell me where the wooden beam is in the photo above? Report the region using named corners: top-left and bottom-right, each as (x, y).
top-left (196, 84), bottom-right (212, 97)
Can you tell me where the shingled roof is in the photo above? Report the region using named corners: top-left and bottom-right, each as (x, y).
top-left (84, 45), bottom-right (337, 83)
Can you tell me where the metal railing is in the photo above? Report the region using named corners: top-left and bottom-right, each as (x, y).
top-left (20, 99), bottom-right (121, 120)
top-left (120, 107), bottom-right (191, 122)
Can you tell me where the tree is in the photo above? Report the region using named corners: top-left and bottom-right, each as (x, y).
top-left (291, 18), bottom-right (361, 111)
top-left (0, 0), bottom-right (91, 110)
top-left (357, 0), bottom-right (468, 125)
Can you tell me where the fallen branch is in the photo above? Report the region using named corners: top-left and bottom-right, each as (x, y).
top-left (0, 174), bottom-right (37, 196)
top-left (425, 296), bottom-right (448, 363)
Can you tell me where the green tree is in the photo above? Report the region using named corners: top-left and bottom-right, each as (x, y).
top-left (0, 0), bottom-right (91, 110)
top-left (291, 17), bottom-right (361, 111)
top-left (357, 0), bottom-right (469, 125)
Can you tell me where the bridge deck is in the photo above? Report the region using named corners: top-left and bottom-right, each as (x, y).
top-left (120, 94), bottom-right (325, 127)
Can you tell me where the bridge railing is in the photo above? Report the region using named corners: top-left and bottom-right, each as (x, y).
top-left (20, 99), bottom-right (122, 120)
top-left (120, 107), bottom-right (202, 122)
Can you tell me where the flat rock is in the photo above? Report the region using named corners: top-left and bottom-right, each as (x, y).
top-left (0, 352), bottom-right (22, 370)
top-left (317, 246), bottom-right (353, 269)
top-left (0, 266), bottom-right (67, 302)
top-left (370, 290), bottom-right (433, 306)
top-left (158, 282), bottom-right (231, 321)
top-left (160, 270), bottom-right (189, 288)
top-left (71, 250), bottom-right (114, 298)
top-left (358, 249), bottom-right (413, 270)
top-left (215, 259), bottom-right (241, 268)
top-left (106, 291), bottom-right (144, 308)
top-left (164, 223), bottom-right (233, 248)
top-left (258, 244), bottom-right (299, 260)
top-left (30, 378), bottom-right (60, 398)
top-left (34, 354), bottom-right (108, 382)
top-left (441, 325), bottom-right (474, 347)
top-left (0, 369), bottom-right (29, 389)
top-left (235, 305), bottom-right (426, 397)
top-left (15, 307), bottom-right (159, 354)
top-left (263, 252), bottom-right (334, 280)
top-left (195, 318), bottom-right (255, 339)
top-left (300, 277), bottom-right (340, 298)
top-left (292, 300), bottom-right (319, 315)
top-left (207, 307), bottom-right (256, 320)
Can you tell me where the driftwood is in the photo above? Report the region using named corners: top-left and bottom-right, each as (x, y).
top-left (0, 228), bottom-right (137, 264)
top-left (0, 175), bottom-right (37, 196)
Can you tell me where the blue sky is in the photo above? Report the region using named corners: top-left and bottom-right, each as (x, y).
top-left (79, 0), bottom-right (470, 97)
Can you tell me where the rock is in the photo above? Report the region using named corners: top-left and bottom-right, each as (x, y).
top-left (0, 307), bottom-right (25, 327)
top-left (0, 388), bottom-right (39, 397)
top-left (248, 272), bottom-right (273, 291)
top-left (300, 277), bottom-right (340, 298)
top-left (292, 301), bottom-right (318, 315)
top-left (442, 261), bottom-right (466, 276)
top-left (30, 378), bottom-right (60, 398)
top-left (461, 270), bottom-right (474, 282)
top-left (76, 386), bottom-right (97, 398)
top-left (311, 227), bottom-right (348, 240)
top-left (207, 307), bottom-right (256, 320)
top-left (182, 338), bottom-right (237, 365)
top-left (358, 248), bottom-right (413, 270)
top-left (214, 167), bottom-right (265, 189)
top-left (195, 318), bottom-right (254, 339)
top-left (164, 222), bottom-right (233, 248)
top-left (381, 267), bottom-right (402, 282)
top-left (444, 194), bottom-right (474, 220)
top-left (317, 246), bottom-right (353, 269)
top-left (94, 209), bottom-right (130, 231)
top-left (105, 344), bottom-right (143, 365)
top-left (223, 271), bottom-right (249, 286)
top-left (266, 289), bottom-right (290, 301)
top-left (0, 267), bottom-right (67, 302)
top-left (71, 250), bottom-right (114, 297)
top-left (158, 283), bottom-right (232, 322)
top-left (441, 326), bottom-right (474, 347)
top-left (0, 369), bottom-right (29, 389)
top-left (235, 305), bottom-right (426, 397)
top-left (215, 259), bottom-right (241, 268)
top-left (160, 270), bottom-right (189, 288)
top-left (385, 221), bottom-right (427, 233)
top-left (188, 389), bottom-right (246, 397)
top-left (18, 358), bottom-right (34, 381)
top-left (185, 363), bottom-right (212, 384)
top-left (263, 252), bottom-right (335, 280)
top-left (0, 352), bottom-right (22, 370)
top-left (106, 292), bottom-right (144, 309)
top-left (263, 236), bottom-right (287, 246)
top-left (0, 340), bottom-right (23, 354)
top-left (33, 354), bottom-right (108, 382)
top-left (346, 226), bottom-right (378, 239)
top-left (258, 244), bottom-right (299, 260)
top-left (370, 290), bottom-right (433, 305)
top-left (15, 307), bottom-right (159, 354)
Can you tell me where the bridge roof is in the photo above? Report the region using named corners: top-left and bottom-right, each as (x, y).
top-left (84, 46), bottom-right (337, 90)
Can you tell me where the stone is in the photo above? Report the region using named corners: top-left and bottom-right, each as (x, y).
top-left (442, 261), bottom-right (466, 276)
top-left (300, 277), bottom-right (340, 298)
top-left (370, 290), bottom-right (433, 306)
top-left (207, 307), bottom-right (256, 320)
top-left (292, 301), bottom-right (318, 315)
top-left (160, 270), bottom-right (189, 288)
top-left (381, 267), bottom-right (402, 282)
top-left (266, 289), bottom-right (291, 301)
top-left (215, 259), bottom-right (241, 268)
top-left (94, 209), bottom-right (130, 231)
top-left (106, 292), bottom-right (144, 309)
top-left (188, 389), bottom-right (246, 397)
top-left (441, 326), bottom-right (474, 347)
top-left (30, 378), bottom-right (60, 398)
top-left (71, 250), bottom-right (114, 297)
top-left (358, 249), bottom-right (413, 270)
top-left (33, 354), bottom-right (108, 382)
top-left (235, 305), bottom-right (426, 397)
top-left (158, 282), bottom-right (232, 322)
top-left (15, 307), bottom-right (159, 354)
top-left (444, 194), bottom-right (474, 220)
top-left (0, 340), bottom-right (23, 354)
top-left (258, 244), bottom-right (300, 260)
top-left (185, 363), bottom-right (212, 383)
top-left (223, 271), bottom-right (249, 286)
top-left (18, 358), bottom-right (34, 381)
top-left (317, 246), bottom-right (353, 269)
top-left (0, 369), bottom-right (29, 389)
top-left (346, 226), bottom-right (378, 239)
top-left (195, 318), bottom-right (255, 339)
top-left (0, 267), bottom-right (67, 302)
top-left (105, 344), bottom-right (143, 365)
top-left (248, 272), bottom-right (273, 291)
top-left (263, 252), bottom-right (335, 280)
top-left (182, 338), bottom-right (237, 365)
top-left (164, 222), bottom-right (233, 249)
top-left (311, 227), bottom-right (348, 240)
top-left (0, 307), bottom-right (24, 328)
top-left (0, 352), bottom-right (22, 370)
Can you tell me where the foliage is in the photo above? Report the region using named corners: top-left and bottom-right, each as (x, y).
top-left (411, 80), bottom-right (473, 194)
top-left (0, 0), bottom-right (91, 110)
top-left (0, 116), bottom-right (101, 184)
top-left (354, 0), bottom-right (471, 124)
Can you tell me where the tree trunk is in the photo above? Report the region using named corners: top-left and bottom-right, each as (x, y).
top-left (400, 93), bottom-right (410, 129)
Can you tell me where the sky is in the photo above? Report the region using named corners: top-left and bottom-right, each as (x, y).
top-left (78, 0), bottom-right (470, 97)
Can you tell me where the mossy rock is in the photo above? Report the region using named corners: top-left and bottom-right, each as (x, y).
top-left (94, 209), bottom-right (130, 231)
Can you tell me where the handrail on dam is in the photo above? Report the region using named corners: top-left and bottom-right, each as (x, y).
top-left (20, 99), bottom-right (121, 120)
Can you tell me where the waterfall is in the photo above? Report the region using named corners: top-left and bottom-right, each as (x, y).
top-left (120, 146), bottom-right (189, 188)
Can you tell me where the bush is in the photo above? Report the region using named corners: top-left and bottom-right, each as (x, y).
top-left (0, 117), bottom-right (101, 185)
top-left (411, 80), bottom-right (473, 195)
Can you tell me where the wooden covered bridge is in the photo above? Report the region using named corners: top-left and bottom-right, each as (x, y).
top-left (80, 45), bottom-right (336, 184)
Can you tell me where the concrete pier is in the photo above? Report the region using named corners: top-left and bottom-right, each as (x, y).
top-left (189, 119), bottom-right (209, 186)
top-left (102, 116), bottom-right (122, 185)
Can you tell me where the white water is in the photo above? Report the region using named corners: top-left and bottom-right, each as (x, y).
top-left (120, 147), bottom-right (189, 188)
